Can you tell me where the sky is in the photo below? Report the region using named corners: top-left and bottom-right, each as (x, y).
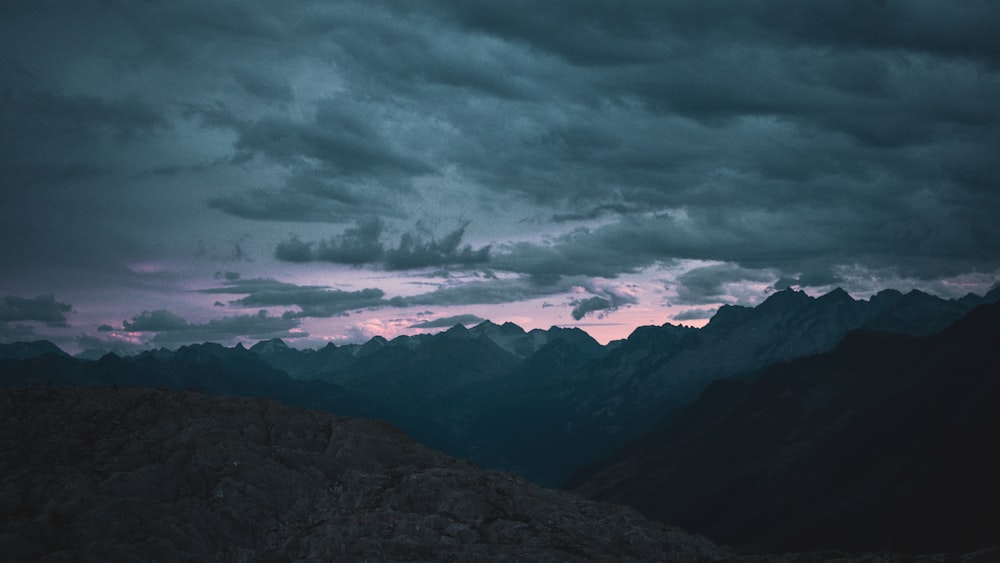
top-left (2, 1), bottom-right (1000, 354)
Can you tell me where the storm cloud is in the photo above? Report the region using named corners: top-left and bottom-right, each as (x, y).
top-left (121, 309), bottom-right (304, 346)
top-left (569, 283), bottom-right (640, 320)
top-left (672, 307), bottom-right (718, 322)
top-left (0, 295), bottom-right (74, 328)
top-left (276, 219), bottom-right (491, 270)
top-left (122, 310), bottom-right (189, 332)
top-left (3, 1), bottom-right (999, 349)
top-left (674, 264), bottom-right (778, 306)
top-left (199, 278), bottom-right (388, 318)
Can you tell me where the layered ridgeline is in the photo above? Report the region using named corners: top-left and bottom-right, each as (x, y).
top-left (254, 285), bottom-right (998, 486)
top-left (0, 386), bottom-right (733, 562)
top-left (569, 301), bottom-right (1000, 555)
top-left (2, 286), bottom-right (998, 488)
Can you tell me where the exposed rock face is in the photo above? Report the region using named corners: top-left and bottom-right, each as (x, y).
top-left (0, 386), bottom-right (732, 562)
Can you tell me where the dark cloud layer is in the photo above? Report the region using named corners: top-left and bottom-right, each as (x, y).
top-left (121, 309), bottom-right (303, 346)
top-left (3, 1), bottom-right (1000, 348)
top-left (200, 274), bottom-right (629, 324)
top-left (199, 278), bottom-right (388, 319)
top-left (122, 310), bottom-right (189, 332)
top-left (672, 307), bottom-right (718, 322)
top-left (75, 334), bottom-right (143, 356)
top-left (0, 322), bottom-right (38, 342)
top-left (0, 295), bottom-right (73, 327)
top-left (674, 264), bottom-right (776, 305)
top-left (389, 277), bottom-right (583, 309)
top-left (570, 297), bottom-right (613, 321)
top-left (569, 284), bottom-right (639, 320)
top-left (277, 220), bottom-right (491, 270)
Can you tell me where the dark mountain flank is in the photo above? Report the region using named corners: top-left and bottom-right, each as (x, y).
top-left (0, 386), bottom-right (732, 562)
top-left (569, 302), bottom-right (1000, 555)
top-left (247, 321), bottom-right (614, 486)
top-left (0, 340), bottom-right (69, 360)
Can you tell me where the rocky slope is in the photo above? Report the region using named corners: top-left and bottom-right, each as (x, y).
top-left (0, 385), bottom-right (733, 562)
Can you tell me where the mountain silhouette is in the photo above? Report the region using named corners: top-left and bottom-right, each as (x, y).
top-left (569, 302), bottom-right (1000, 554)
top-left (518, 286), bottom-right (1000, 485)
top-left (0, 342), bottom-right (370, 419)
top-left (0, 340), bottom-right (69, 360)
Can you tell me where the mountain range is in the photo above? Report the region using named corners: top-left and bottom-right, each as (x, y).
top-left (3, 286), bottom-right (998, 488)
top-left (569, 301), bottom-right (1000, 555)
top-left (0, 341), bottom-right (370, 420)
top-left (3, 286), bottom-right (1000, 556)
top-left (248, 285), bottom-right (1000, 486)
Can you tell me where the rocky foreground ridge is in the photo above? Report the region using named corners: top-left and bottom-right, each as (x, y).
top-left (0, 385), bottom-right (733, 562)
top-left (5, 386), bottom-right (999, 562)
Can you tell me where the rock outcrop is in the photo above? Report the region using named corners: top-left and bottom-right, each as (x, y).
top-left (0, 385), bottom-right (731, 562)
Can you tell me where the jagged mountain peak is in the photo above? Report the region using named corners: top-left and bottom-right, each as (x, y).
top-left (95, 351), bottom-right (126, 366)
top-left (622, 323), bottom-right (696, 352)
top-left (758, 286), bottom-right (813, 311)
top-left (176, 341), bottom-right (229, 353)
top-left (250, 338), bottom-right (289, 353)
top-left (873, 287), bottom-right (904, 299)
top-left (703, 303), bottom-right (753, 332)
top-left (816, 286), bottom-right (855, 304)
top-left (355, 335), bottom-right (387, 357)
top-left (902, 287), bottom-right (938, 301)
top-left (443, 323), bottom-right (470, 336)
top-left (464, 320), bottom-right (549, 358)
top-left (868, 288), bottom-right (905, 309)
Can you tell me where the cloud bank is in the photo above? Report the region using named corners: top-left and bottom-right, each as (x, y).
top-left (3, 1), bottom-right (999, 348)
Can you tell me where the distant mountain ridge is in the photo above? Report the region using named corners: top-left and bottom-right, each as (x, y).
top-left (510, 285), bottom-right (1000, 484)
top-left (3, 286), bottom-right (998, 487)
top-left (0, 341), bottom-right (370, 420)
top-left (248, 320), bottom-right (607, 383)
top-left (0, 340), bottom-right (69, 360)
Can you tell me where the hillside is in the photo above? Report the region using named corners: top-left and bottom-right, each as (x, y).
top-left (569, 302), bottom-right (1000, 554)
top-left (0, 385), bottom-right (732, 562)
